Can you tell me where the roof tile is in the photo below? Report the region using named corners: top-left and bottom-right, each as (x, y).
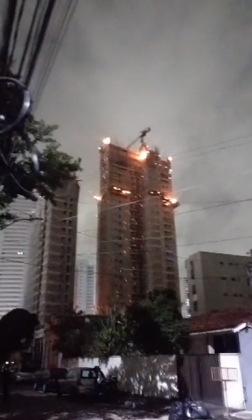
top-left (189, 308), bottom-right (252, 333)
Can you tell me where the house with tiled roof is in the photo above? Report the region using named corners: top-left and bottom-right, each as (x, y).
top-left (189, 308), bottom-right (252, 354)
top-left (188, 308), bottom-right (252, 410)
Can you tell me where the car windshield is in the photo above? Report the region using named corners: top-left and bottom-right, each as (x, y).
top-left (81, 369), bottom-right (96, 379)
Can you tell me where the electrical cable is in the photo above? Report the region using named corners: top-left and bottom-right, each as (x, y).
top-left (23, 0), bottom-right (48, 79)
top-left (174, 137), bottom-right (252, 161)
top-left (13, 225), bottom-right (251, 255)
top-left (33, 0), bottom-right (78, 109)
top-left (25, 0), bottom-right (57, 86)
top-left (74, 228), bottom-right (252, 253)
top-left (31, 1), bottom-right (70, 105)
top-left (176, 197), bottom-right (252, 217)
top-left (54, 195), bottom-right (252, 224)
top-left (0, 257), bottom-right (250, 289)
top-left (172, 133), bottom-right (252, 158)
top-left (2, 216), bottom-right (42, 229)
top-left (78, 232), bottom-right (252, 247)
top-left (17, 0), bottom-right (41, 79)
top-left (8, 0), bottom-right (26, 69)
top-left (0, 0), bottom-right (17, 75)
top-left (74, 229), bottom-right (252, 253)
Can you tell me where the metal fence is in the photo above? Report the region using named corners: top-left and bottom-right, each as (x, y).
top-left (178, 354), bottom-right (224, 406)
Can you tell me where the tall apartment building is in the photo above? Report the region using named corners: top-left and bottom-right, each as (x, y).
top-left (96, 138), bottom-right (179, 314)
top-left (180, 278), bottom-right (190, 318)
top-left (186, 251), bottom-right (252, 317)
top-left (0, 197), bottom-right (38, 318)
top-left (24, 179), bottom-right (79, 326)
top-left (74, 260), bottom-right (95, 314)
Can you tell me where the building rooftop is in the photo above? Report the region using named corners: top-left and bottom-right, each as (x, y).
top-left (189, 308), bottom-right (252, 334)
top-left (186, 250), bottom-right (251, 260)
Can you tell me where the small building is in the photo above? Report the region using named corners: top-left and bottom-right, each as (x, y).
top-left (189, 309), bottom-right (252, 410)
top-left (185, 251), bottom-right (252, 316)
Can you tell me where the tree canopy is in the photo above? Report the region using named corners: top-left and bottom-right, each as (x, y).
top-left (126, 289), bottom-right (189, 355)
top-left (0, 111), bottom-right (82, 228)
top-left (0, 308), bottom-right (38, 363)
top-left (91, 314), bottom-right (134, 361)
top-left (49, 311), bottom-right (101, 359)
top-left (50, 289), bottom-right (189, 360)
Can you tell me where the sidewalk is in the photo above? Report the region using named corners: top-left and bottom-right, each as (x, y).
top-left (231, 412), bottom-right (252, 420)
top-left (204, 403), bottom-right (245, 419)
top-left (204, 403), bottom-right (252, 420)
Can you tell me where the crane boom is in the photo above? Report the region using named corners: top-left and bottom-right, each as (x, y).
top-left (127, 127), bottom-right (151, 149)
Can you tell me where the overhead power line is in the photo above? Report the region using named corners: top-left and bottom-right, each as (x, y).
top-left (25, 0), bottom-right (57, 86)
top-left (17, 0), bottom-right (41, 78)
top-left (172, 133), bottom-right (252, 160)
top-left (0, 0), bottom-right (17, 75)
top-left (76, 233), bottom-right (252, 250)
top-left (0, 256), bottom-right (251, 284)
top-left (176, 197), bottom-right (252, 216)
top-left (8, 0), bottom-right (26, 68)
top-left (33, 0), bottom-right (78, 108)
top-left (59, 195), bottom-right (252, 222)
top-left (0, 0), bottom-right (78, 108)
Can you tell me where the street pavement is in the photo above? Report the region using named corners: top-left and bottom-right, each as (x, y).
top-left (0, 389), bottom-right (170, 420)
top-left (1, 389), bottom-right (249, 420)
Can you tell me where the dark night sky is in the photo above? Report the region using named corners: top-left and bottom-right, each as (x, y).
top-left (33, 0), bottom-right (252, 285)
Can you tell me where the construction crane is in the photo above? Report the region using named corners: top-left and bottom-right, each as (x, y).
top-left (127, 127), bottom-right (151, 149)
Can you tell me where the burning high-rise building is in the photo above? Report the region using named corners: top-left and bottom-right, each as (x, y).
top-left (96, 133), bottom-right (179, 314)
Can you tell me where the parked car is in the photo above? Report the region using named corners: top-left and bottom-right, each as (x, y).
top-left (34, 368), bottom-right (68, 393)
top-left (14, 370), bottom-right (36, 384)
top-left (57, 367), bottom-right (103, 397)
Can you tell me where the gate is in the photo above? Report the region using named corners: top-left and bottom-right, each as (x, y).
top-left (177, 354), bottom-right (224, 405)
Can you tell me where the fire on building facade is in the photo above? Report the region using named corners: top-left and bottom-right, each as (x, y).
top-left (96, 136), bottom-right (180, 314)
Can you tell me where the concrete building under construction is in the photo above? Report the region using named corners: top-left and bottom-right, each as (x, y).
top-left (96, 132), bottom-right (180, 314)
top-left (24, 179), bottom-right (79, 368)
top-left (24, 179), bottom-right (79, 325)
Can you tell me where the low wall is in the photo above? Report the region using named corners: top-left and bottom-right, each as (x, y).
top-left (61, 354), bottom-right (178, 399)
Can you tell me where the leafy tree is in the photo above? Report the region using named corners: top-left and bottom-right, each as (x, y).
top-left (0, 308), bottom-right (38, 363)
top-left (0, 112), bottom-right (82, 229)
top-left (49, 312), bottom-right (99, 359)
top-left (49, 290), bottom-right (189, 360)
top-left (126, 288), bottom-right (189, 355)
top-left (92, 314), bottom-right (134, 361)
